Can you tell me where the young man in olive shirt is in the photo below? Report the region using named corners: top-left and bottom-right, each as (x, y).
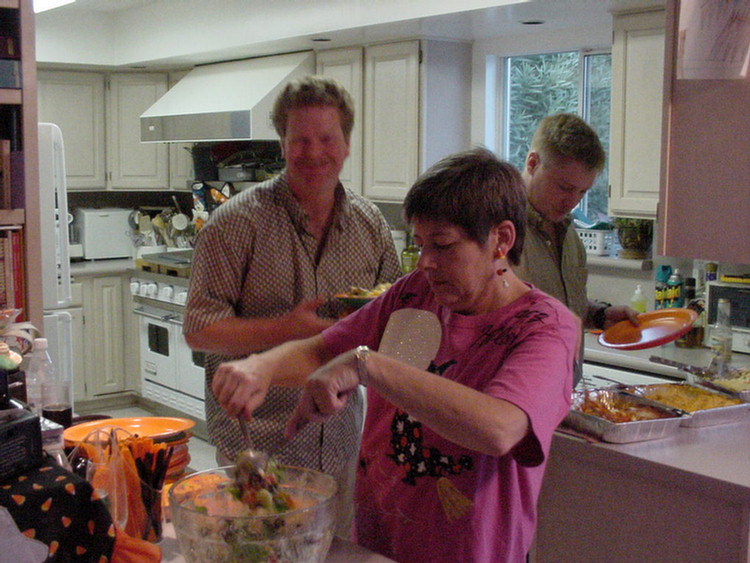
top-left (515, 113), bottom-right (638, 383)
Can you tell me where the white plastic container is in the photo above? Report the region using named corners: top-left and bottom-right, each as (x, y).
top-left (575, 229), bottom-right (613, 256)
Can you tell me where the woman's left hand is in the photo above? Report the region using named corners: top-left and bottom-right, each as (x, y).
top-left (285, 350), bottom-right (361, 439)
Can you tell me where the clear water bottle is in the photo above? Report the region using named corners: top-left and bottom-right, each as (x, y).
top-left (32, 338), bottom-right (73, 428)
top-left (709, 298), bottom-right (733, 366)
top-left (25, 338), bottom-right (47, 416)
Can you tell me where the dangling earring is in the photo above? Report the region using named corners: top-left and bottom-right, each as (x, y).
top-left (495, 248), bottom-right (510, 288)
top-left (495, 249), bottom-right (507, 276)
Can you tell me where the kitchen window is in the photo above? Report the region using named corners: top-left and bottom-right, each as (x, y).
top-left (501, 50), bottom-right (611, 224)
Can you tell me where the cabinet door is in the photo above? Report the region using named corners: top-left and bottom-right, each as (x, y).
top-left (70, 306), bottom-right (86, 401)
top-left (167, 71), bottom-right (196, 190)
top-left (363, 41), bottom-right (419, 201)
top-left (84, 276), bottom-right (125, 396)
top-left (317, 47), bottom-right (364, 195)
top-left (608, 10), bottom-right (665, 219)
top-left (107, 73), bottom-right (169, 190)
top-left (37, 71), bottom-right (106, 190)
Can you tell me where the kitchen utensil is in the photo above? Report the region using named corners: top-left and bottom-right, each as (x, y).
top-left (128, 209), bottom-right (141, 231)
top-left (236, 417), bottom-right (271, 473)
top-left (379, 308), bottom-right (442, 369)
top-left (648, 355), bottom-right (711, 376)
top-left (171, 195), bottom-right (183, 215)
top-left (598, 308), bottom-right (698, 350)
top-left (170, 212), bottom-right (190, 232)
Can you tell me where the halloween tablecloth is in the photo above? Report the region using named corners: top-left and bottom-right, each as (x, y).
top-left (0, 457), bottom-right (115, 563)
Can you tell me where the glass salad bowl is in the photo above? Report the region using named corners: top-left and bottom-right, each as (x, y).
top-left (169, 465), bottom-right (338, 563)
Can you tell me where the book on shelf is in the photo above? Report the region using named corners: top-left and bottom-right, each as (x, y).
top-left (0, 138), bottom-right (10, 209)
top-left (0, 226), bottom-right (24, 319)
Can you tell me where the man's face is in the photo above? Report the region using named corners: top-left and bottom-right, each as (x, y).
top-left (281, 105), bottom-right (350, 194)
top-left (523, 151), bottom-right (598, 223)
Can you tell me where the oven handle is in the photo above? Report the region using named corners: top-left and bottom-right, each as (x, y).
top-left (133, 307), bottom-right (176, 322)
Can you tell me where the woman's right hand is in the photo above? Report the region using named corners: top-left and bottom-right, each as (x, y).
top-left (212, 355), bottom-right (272, 419)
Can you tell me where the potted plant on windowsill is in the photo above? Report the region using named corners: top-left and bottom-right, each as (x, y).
top-left (613, 217), bottom-right (653, 259)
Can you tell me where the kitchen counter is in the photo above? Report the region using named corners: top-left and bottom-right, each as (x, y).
top-left (159, 522), bottom-right (397, 563)
top-left (583, 331), bottom-right (750, 377)
top-left (532, 415), bottom-right (750, 562)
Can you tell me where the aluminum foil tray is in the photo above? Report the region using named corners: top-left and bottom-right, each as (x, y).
top-left (694, 379), bottom-right (750, 403)
top-left (623, 383), bottom-right (750, 428)
top-left (565, 389), bottom-right (687, 443)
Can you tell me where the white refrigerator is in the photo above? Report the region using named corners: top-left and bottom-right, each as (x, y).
top-left (38, 122), bottom-right (74, 396)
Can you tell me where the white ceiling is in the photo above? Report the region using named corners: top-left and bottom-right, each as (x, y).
top-left (35, 0), bottom-right (666, 69)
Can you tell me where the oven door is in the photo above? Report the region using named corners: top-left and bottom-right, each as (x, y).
top-left (169, 316), bottom-right (206, 400)
top-left (135, 307), bottom-right (177, 390)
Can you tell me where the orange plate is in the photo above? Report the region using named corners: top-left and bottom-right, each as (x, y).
top-left (64, 416), bottom-right (195, 445)
top-left (598, 308), bottom-right (698, 351)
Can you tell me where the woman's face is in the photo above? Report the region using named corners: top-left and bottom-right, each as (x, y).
top-left (412, 217), bottom-right (498, 315)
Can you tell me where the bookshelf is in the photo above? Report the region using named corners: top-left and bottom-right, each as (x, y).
top-left (0, 0), bottom-right (41, 328)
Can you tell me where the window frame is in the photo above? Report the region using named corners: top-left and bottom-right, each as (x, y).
top-left (495, 47), bottom-right (612, 220)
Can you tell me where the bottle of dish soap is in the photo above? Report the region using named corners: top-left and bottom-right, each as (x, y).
top-left (629, 284), bottom-right (647, 313)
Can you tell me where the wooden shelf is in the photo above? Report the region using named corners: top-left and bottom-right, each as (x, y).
top-left (0, 208), bottom-right (23, 224)
top-left (0, 88), bottom-right (21, 105)
top-left (0, 1), bottom-right (20, 9)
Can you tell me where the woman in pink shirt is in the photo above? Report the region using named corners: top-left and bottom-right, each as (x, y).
top-left (213, 147), bottom-right (579, 563)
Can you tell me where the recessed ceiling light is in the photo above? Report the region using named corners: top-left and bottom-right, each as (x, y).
top-left (33, 0), bottom-right (75, 13)
top-left (521, 19), bottom-right (545, 25)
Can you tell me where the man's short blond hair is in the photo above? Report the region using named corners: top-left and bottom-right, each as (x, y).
top-left (529, 113), bottom-right (605, 173)
top-left (271, 75), bottom-right (355, 142)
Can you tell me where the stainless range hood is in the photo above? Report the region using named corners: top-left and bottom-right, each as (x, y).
top-left (140, 51), bottom-right (315, 143)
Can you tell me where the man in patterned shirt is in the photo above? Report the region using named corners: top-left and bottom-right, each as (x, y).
top-left (184, 76), bottom-right (401, 533)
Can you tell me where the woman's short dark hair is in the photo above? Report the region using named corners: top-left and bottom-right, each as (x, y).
top-left (271, 75), bottom-right (355, 141)
top-left (403, 147), bottom-right (527, 265)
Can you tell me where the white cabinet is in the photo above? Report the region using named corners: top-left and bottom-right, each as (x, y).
top-left (318, 40), bottom-right (471, 202)
top-left (107, 73), bottom-right (169, 190)
top-left (316, 48), bottom-right (364, 194)
top-left (74, 274), bottom-right (126, 398)
top-left (37, 70), bottom-right (172, 191)
top-left (608, 9), bottom-right (665, 219)
top-left (37, 71), bottom-right (106, 190)
top-left (363, 41), bottom-right (420, 201)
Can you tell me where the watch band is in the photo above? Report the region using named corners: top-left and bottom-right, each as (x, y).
top-left (354, 345), bottom-right (371, 387)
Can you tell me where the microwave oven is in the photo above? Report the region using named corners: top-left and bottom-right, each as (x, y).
top-left (706, 281), bottom-right (750, 354)
top-left (75, 208), bottom-right (133, 260)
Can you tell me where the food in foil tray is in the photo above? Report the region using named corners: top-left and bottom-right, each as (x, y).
top-left (702, 367), bottom-right (750, 394)
top-left (624, 382), bottom-right (749, 428)
top-left (565, 389), bottom-right (686, 443)
top-left (625, 383), bottom-right (741, 412)
top-left (576, 389), bottom-right (675, 423)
